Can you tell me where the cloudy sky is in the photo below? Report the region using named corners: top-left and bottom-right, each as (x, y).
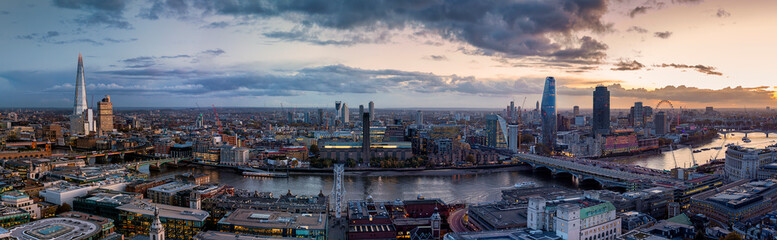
top-left (1, 0), bottom-right (775, 109)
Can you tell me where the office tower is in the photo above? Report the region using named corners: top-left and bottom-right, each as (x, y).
top-left (335, 101), bottom-right (342, 121)
top-left (70, 53), bottom-right (95, 135)
top-left (654, 112), bottom-right (667, 135)
top-left (630, 102), bottom-right (644, 127)
top-left (341, 103), bottom-right (349, 123)
top-left (485, 114), bottom-right (508, 148)
top-left (416, 110), bottom-right (423, 125)
top-left (507, 101), bottom-right (515, 121)
top-left (508, 124), bottom-right (519, 152)
top-left (287, 112), bottom-right (294, 123)
top-left (97, 95), bottom-right (114, 134)
top-left (705, 107), bottom-right (714, 114)
top-left (362, 113), bottom-right (370, 163)
top-left (369, 101), bottom-right (375, 121)
top-left (592, 86), bottom-right (610, 134)
top-left (643, 106), bottom-right (653, 126)
top-left (359, 105), bottom-right (364, 121)
top-left (536, 101), bottom-right (540, 111)
top-left (304, 112), bottom-right (311, 124)
top-left (573, 106), bottom-right (579, 116)
top-left (541, 77), bottom-right (557, 148)
top-left (317, 109), bottom-right (324, 126)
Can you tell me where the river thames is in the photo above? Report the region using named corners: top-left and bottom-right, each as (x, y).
top-left (143, 133), bottom-right (775, 204)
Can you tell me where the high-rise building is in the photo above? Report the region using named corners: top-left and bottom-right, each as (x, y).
top-left (317, 109), bottom-right (324, 126)
top-left (508, 124), bottom-right (519, 152)
top-left (592, 86), bottom-right (610, 134)
top-left (485, 114), bottom-right (508, 148)
top-left (416, 110), bottom-right (423, 125)
top-left (630, 102), bottom-right (644, 127)
top-left (70, 53), bottom-right (95, 135)
top-left (97, 95), bottom-right (114, 134)
top-left (541, 77), bottom-right (557, 148)
top-left (654, 112), bottom-right (667, 135)
top-left (369, 101), bottom-right (375, 121)
top-left (341, 103), bottom-right (349, 123)
top-left (362, 112), bottom-right (371, 163)
top-left (335, 101), bottom-right (342, 121)
top-left (573, 106), bottom-right (579, 116)
top-left (509, 101), bottom-right (515, 120)
top-left (359, 104), bottom-right (364, 122)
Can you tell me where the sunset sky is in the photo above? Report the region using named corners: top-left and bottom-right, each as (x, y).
top-left (1, 0), bottom-right (775, 109)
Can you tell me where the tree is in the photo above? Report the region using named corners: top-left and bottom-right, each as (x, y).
top-left (720, 233), bottom-right (742, 240)
top-left (465, 154), bottom-right (475, 164)
top-left (309, 144), bottom-right (320, 156)
top-left (56, 203), bottom-right (72, 214)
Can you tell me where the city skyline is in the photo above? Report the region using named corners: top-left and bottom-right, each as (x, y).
top-left (1, 0), bottom-right (777, 109)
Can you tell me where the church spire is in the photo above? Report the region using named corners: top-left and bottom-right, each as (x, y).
top-left (150, 206), bottom-right (165, 240)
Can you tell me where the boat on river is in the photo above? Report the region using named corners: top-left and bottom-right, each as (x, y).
top-left (514, 181), bottom-right (536, 188)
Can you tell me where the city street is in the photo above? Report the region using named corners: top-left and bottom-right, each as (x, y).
top-left (448, 208), bottom-right (469, 233)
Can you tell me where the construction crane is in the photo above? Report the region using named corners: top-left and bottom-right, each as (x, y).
top-left (688, 144), bottom-right (697, 167)
top-left (669, 144), bottom-right (678, 169)
top-left (212, 104), bottom-right (222, 135)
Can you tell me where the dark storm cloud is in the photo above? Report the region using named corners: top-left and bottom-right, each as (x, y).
top-left (137, 0), bottom-right (189, 20)
top-left (92, 64), bottom-right (546, 96)
top-left (201, 49), bottom-right (225, 56)
top-left (426, 55), bottom-right (448, 61)
top-left (262, 29), bottom-right (391, 46)
top-left (3, 64), bottom-right (773, 107)
top-left (629, 6), bottom-right (651, 17)
top-left (560, 84), bottom-right (775, 105)
top-left (117, 50), bottom-right (223, 68)
top-left (549, 36), bottom-right (608, 64)
top-left (654, 63), bottom-right (722, 75)
top-left (16, 31), bottom-right (130, 46)
top-left (137, 0), bottom-right (611, 61)
top-left (653, 31), bottom-right (672, 39)
top-left (52, 0), bottom-right (132, 29)
top-left (202, 21), bottom-right (230, 29)
top-left (611, 60), bottom-right (645, 71)
top-left (103, 37), bottom-right (138, 43)
top-left (626, 26), bottom-right (648, 33)
top-left (716, 9), bottom-right (731, 18)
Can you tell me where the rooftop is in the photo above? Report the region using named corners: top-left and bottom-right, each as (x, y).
top-left (195, 231), bottom-right (301, 240)
top-left (218, 209), bottom-right (326, 230)
top-left (6, 217), bottom-right (101, 240)
top-left (117, 200), bottom-right (209, 222)
top-left (706, 179), bottom-right (777, 208)
top-left (79, 189), bottom-right (142, 205)
top-left (147, 181), bottom-right (197, 194)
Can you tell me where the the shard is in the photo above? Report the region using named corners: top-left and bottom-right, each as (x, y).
top-left (74, 53), bottom-right (87, 114)
top-left (70, 53), bottom-right (94, 135)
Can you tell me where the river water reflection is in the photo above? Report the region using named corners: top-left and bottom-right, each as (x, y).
top-left (143, 133), bottom-right (775, 203)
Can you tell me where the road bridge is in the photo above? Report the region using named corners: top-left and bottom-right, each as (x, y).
top-left (714, 128), bottom-right (777, 138)
top-left (125, 157), bottom-right (183, 171)
top-left (515, 153), bottom-right (679, 191)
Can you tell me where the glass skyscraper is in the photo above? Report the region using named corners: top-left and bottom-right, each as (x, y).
top-left (540, 77), bottom-right (556, 148)
top-left (593, 86), bottom-right (610, 134)
top-left (485, 114), bottom-right (508, 148)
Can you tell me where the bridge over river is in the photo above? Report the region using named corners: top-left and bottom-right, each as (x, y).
top-left (515, 153), bottom-right (682, 191)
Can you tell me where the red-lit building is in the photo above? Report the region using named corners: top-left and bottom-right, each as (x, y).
top-left (347, 197), bottom-right (447, 239)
